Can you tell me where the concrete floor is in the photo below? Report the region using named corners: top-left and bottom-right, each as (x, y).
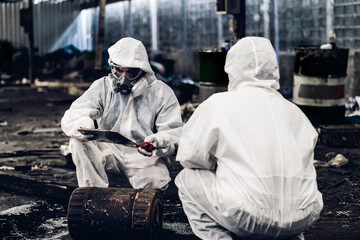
top-left (0, 81), bottom-right (360, 239)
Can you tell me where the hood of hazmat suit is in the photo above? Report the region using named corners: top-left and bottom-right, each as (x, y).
top-left (175, 37), bottom-right (323, 236)
top-left (107, 37), bottom-right (154, 74)
top-left (61, 37), bottom-right (183, 172)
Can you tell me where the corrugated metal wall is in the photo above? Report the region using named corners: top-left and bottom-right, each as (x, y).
top-left (34, 0), bottom-right (78, 55)
top-left (0, 0), bottom-right (87, 55)
top-left (3, 0), bottom-right (360, 55)
top-left (0, 1), bottom-right (28, 49)
top-left (2, 0), bottom-right (360, 95)
top-left (334, 0), bottom-right (360, 49)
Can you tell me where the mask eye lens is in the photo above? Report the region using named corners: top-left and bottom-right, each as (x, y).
top-left (110, 61), bottom-right (142, 80)
top-left (111, 66), bottom-right (122, 78)
top-left (127, 68), bottom-right (142, 79)
top-left (114, 67), bottom-right (124, 74)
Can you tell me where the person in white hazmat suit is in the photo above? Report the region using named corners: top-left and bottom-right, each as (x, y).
top-left (61, 37), bottom-right (183, 190)
top-left (175, 37), bottom-right (323, 240)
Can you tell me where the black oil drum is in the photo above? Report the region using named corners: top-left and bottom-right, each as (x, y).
top-left (293, 46), bottom-right (349, 126)
top-left (199, 50), bottom-right (229, 102)
top-left (67, 187), bottom-right (163, 240)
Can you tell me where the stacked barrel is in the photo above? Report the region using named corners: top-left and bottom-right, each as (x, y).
top-left (293, 46), bottom-right (349, 126)
top-left (198, 50), bottom-right (229, 102)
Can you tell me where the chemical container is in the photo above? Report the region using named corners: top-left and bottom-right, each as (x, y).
top-left (67, 187), bottom-right (163, 240)
top-left (293, 46), bottom-right (349, 126)
top-left (199, 50), bottom-right (228, 102)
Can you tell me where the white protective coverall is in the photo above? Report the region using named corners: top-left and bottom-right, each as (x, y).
top-left (175, 37), bottom-right (323, 239)
top-left (61, 37), bottom-right (183, 190)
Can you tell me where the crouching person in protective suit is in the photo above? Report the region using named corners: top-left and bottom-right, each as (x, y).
top-left (175, 37), bottom-right (323, 240)
top-left (61, 37), bottom-right (183, 190)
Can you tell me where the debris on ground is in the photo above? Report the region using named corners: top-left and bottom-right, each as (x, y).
top-left (0, 83), bottom-right (360, 239)
top-left (180, 102), bottom-right (199, 123)
top-left (314, 154), bottom-right (349, 168)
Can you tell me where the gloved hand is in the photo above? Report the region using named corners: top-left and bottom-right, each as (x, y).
top-left (137, 143), bottom-right (153, 157)
top-left (137, 134), bottom-right (175, 157)
top-left (78, 127), bottom-right (96, 140)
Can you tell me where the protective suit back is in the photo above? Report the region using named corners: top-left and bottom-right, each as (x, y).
top-left (175, 37), bottom-right (323, 239)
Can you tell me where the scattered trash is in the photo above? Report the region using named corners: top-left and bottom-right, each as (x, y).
top-left (16, 129), bottom-right (33, 135)
top-left (314, 154), bottom-right (349, 168)
top-left (165, 76), bottom-right (199, 104)
top-left (325, 152), bottom-right (337, 160)
top-left (16, 127), bottom-right (64, 136)
top-left (163, 222), bottom-right (194, 236)
top-left (344, 177), bottom-right (357, 187)
top-left (67, 85), bottom-right (86, 96)
top-left (0, 120), bottom-right (7, 127)
top-left (328, 154), bottom-right (349, 167)
top-left (335, 210), bottom-right (351, 218)
top-left (14, 165), bottom-right (32, 171)
top-left (60, 144), bottom-right (74, 168)
top-left (0, 202), bottom-right (37, 216)
top-left (319, 124), bottom-right (360, 147)
top-left (345, 97), bottom-right (359, 114)
top-left (38, 217), bottom-right (69, 240)
top-left (0, 166), bottom-right (15, 171)
top-left (313, 160), bottom-right (329, 168)
top-left (32, 162), bottom-right (52, 171)
top-left (60, 145), bottom-right (70, 156)
top-left (1, 163), bottom-right (52, 172)
top-left (33, 127), bottom-right (64, 136)
top-left (180, 102), bottom-right (199, 123)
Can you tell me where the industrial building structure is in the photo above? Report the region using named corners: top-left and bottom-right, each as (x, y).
top-left (1, 0), bottom-right (360, 97)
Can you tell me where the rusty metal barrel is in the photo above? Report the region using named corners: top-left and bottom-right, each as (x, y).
top-left (293, 46), bottom-right (349, 126)
top-left (67, 187), bottom-right (163, 240)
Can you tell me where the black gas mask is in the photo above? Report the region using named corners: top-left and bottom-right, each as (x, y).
top-left (109, 60), bottom-right (143, 95)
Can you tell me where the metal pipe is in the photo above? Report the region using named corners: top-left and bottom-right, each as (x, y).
top-left (263, 0), bottom-right (270, 40)
top-left (150, 0), bottom-right (158, 51)
top-left (273, 0), bottom-right (280, 69)
top-left (128, 0), bottom-right (133, 37)
top-left (28, 0), bottom-right (34, 83)
top-left (182, 0), bottom-right (189, 77)
top-left (326, 0), bottom-right (334, 40)
top-left (95, 0), bottom-right (106, 69)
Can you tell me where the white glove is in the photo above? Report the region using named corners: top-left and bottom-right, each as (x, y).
top-left (137, 143), bottom-right (153, 157)
top-left (144, 135), bottom-right (175, 157)
top-left (78, 127), bottom-right (97, 141)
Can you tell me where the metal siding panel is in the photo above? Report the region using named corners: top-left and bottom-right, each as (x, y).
top-left (35, 2), bottom-right (40, 54)
top-left (52, 2), bottom-right (55, 48)
top-left (52, 1), bottom-right (56, 51)
top-left (38, 1), bottom-right (44, 54)
top-left (45, 2), bottom-right (49, 52)
top-left (14, 2), bottom-right (20, 48)
top-left (18, 0), bottom-right (23, 47)
top-left (23, 0), bottom-right (28, 48)
top-left (8, 3), bottom-right (12, 42)
top-left (55, 2), bottom-right (59, 42)
top-left (19, 1), bottom-right (25, 48)
top-left (33, 2), bottom-right (37, 50)
top-left (6, 3), bottom-right (10, 41)
top-left (39, 3), bottom-right (43, 53)
top-left (60, 1), bottom-right (64, 37)
top-left (11, 3), bottom-right (15, 44)
top-left (1, 5), bottom-right (5, 40)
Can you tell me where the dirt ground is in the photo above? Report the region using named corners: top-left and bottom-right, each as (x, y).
top-left (0, 79), bottom-right (359, 239)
